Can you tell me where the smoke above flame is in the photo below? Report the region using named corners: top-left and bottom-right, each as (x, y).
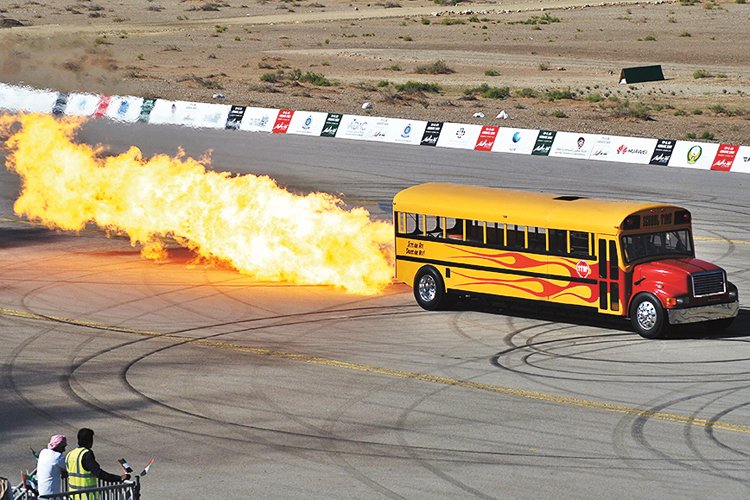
top-left (0, 113), bottom-right (394, 294)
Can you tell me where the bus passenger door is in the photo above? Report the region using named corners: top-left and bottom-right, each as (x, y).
top-left (596, 237), bottom-right (622, 315)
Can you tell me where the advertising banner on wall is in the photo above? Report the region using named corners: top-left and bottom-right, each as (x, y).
top-left (104, 96), bottom-right (144, 122)
top-left (367, 117), bottom-right (427, 145)
top-left (474, 126), bottom-right (500, 151)
top-left (286, 111), bottom-right (327, 136)
top-left (320, 113), bottom-right (343, 137)
top-left (587, 135), bottom-right (656, 164)
top-left (225, 105), bottom-right (246, 130)
top-left (549, 132), bottom-right (597, 159)
top-left (238, 107), bottom-right (278, 132)
top-left (649, 139), bottom-right (677, 166)
top-left (491, 127), bottom-right (539, 155)
top-left (272, 109), bottom-right (294, 134)
top-left (668, 141), bottom-right (720, 170)
top-left (710, 143), bottom-right (740, 171)
top-left (0, 85), bottom-right (57, 113)
top-left (147, 100), bottom-right (229, 128)
top-left (436, 123), bottom-right (482, 149)
top-left (92, 96), bottom-right (111, 118)
top-left (65, 93), bottom-right (105, 117)
top-left (531, 130), bottom-right (556, 156)
top-left (420, 121), bottom-right (443, 146)
top-left (732, 146), bottom-right (750, 174)
top-left (335, 115), bottom-right (376, 141)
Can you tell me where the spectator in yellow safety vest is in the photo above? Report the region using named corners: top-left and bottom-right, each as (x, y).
top-left (37, 434), bottom-right (69, 496)
top-left (65, 428), bottom-right (130, 495)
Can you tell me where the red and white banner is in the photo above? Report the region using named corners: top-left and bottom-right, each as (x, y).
top-left (710, 143), bottom-right (740, 171)
top-left (272, 109), bottom-right (294, 134)
top-left (474, 126), bottom-right (500, 151)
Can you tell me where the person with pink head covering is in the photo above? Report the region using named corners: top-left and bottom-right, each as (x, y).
top-left (37, 434), bottom-right (69, 496)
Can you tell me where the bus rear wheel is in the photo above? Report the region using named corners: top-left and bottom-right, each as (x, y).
top-left (414, 266), bottom-right (447, 311)
top-left (630, 294), bottom-right (667, 339)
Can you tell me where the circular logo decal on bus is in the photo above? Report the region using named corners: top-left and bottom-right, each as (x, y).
top-left (576, 260), bottom-right (591, 278)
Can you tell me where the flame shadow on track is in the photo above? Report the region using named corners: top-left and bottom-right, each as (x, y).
top-left (0, 226), bottom-right (65, 248)
top-left (445, 294), bottom-right (750, 340)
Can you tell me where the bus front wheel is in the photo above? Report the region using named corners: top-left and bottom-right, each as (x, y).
top-left (630, 294), bottom-right (667, 339)
top-left (414, 267), bottom-right (447, 311)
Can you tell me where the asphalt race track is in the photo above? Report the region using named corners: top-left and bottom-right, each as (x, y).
top-left (2, 120), bottom-right (749, 498)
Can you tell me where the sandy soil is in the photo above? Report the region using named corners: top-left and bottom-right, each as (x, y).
top-left (1, 0), bottom-right (749, 144)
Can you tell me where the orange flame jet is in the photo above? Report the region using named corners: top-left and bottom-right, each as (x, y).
top-left (1, 113), bottom-right (394, 294)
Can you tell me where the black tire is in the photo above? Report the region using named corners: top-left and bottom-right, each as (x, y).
top-left (630, 294), bottom-right (667, 339)
top-left (413, 266), bottom-right (447, 311)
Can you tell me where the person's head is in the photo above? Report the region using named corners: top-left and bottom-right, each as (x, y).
top-left (77, 428), bottom-right (94, 448)
top-left (48, 435), bottom-right (67, 453)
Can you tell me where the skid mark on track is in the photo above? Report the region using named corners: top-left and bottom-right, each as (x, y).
top-left (3, 305), bottom-right (750, 436)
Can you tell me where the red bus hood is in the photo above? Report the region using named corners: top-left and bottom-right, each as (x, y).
top-left (636, 257), bottom-right (721, 276)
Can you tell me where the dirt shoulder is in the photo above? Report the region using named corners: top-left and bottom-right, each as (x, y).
top-left (1, 0), bottom-right (748, 144)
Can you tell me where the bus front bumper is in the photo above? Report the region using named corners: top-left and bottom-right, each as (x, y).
top-left (667, 300), bottom-right (740, 325)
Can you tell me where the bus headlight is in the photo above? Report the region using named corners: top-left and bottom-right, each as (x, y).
top-left (666, 296), bottom-right (689, 307)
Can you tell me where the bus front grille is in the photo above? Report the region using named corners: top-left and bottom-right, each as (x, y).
top-left (692, 270), bottom-right (726, 297)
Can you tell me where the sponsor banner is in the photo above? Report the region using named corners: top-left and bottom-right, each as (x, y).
top-left (492, 127), bottom-right (539, 155)
top-left (52, 93), bottom-right (70, 116)
top-left (587, 135), bottom-right (656, 164)
top-left (287, 111), bottom-right (327, 136)
top-left (649, 139), bottom-right (677, 166)
top-left (137, 98), bottom-right (157, 122)
top-left (0, 84), bottom-right (57, 113)
top-left (148, 100), bottom-right (229, 128)
top-left (420, 121), bottom-right (443, 146)
top-left (549, 131), bottom-right (597, 159)
top-left (272, 109), bottom-right (294, 134)
top-left (668, 141), bottom-right (720, 170)
top-left (732, 146), bottom-right (750, 174)
top-left (532, 130), bottom-right (557, 156)
top-left (436, 122), bottom-right (482, 149)
top-left (710, 143), bottom-right (740, 172)
top-left (335, 114), bottom-right (375, 141)
top-left (238, 107), bottom-right (278, 132)
top-left (65, 93), bottom-right (103, 116)
top-left (92, 96), bottom-right (111, 118)
top-left (105, 96), bottom-right (144, 123)
top-left (320, 113), bottom-right (343, 137)
top-left (474, 126), bottom-right (500, 151)
top-left (368, 117), bottom-right (427, 145)
top-left (225, 105), bottom-right (246, 130)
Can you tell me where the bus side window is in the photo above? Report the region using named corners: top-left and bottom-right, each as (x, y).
top-left (507, 224), bottom-right (525, 249)
top-left (549, 229), bottom-right (567, 254)
top-left (570, 231), bottom-right (591, 257)
top-left (404, 212), bottom-right (421, 235)
top-left (486, 222), bottom-right (504, 247)
top-left (425, 215), bottom-right (442, 238)
top-left (446, 218), bottom-right (462, 240)
top-left (466, 220), bottom-right (483, 243)
top-left (528, 226), bottom-right (547, 252)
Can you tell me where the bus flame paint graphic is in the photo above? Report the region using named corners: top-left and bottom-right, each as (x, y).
top-left (0, 113), bottom-right (394, 294)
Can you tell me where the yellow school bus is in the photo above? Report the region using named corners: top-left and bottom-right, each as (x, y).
top-left (393, 183), bottom-right (739, 338)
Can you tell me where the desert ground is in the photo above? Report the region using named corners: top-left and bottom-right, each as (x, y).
top-left (1, 0), bottom-right (749, 144)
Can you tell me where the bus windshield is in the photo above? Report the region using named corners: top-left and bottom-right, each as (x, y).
top-left (621, 229), bottom-right (693, 264)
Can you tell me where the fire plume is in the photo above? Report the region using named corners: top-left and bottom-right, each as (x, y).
top-left (1, 113), bottom-right (394, 294)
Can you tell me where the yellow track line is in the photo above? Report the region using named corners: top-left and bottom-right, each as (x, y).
top-left (3, 306), bottom-right (750, 435)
